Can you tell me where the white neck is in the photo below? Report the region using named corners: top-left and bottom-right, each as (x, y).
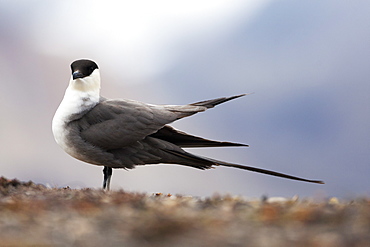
top-left (52, 69), bottom-right (101, 134)
top-left (52, 68), bottom-right (102, 153)
top-left (70, 69), bottom-right (101, 93)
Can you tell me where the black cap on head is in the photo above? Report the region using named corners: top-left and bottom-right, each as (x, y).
top-left (71, 59), bottom-right (99, 79)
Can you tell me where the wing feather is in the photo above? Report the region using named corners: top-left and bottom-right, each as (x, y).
top-left (77, 99), bottom-right (205, 149)
top-left (76, 95), bottom-right (244, 150)
top-left (150, 125), bottom-right (248, 148)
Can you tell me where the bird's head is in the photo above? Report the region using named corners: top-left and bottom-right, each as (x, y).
top-left (69, 59), bottom-right (101, 92)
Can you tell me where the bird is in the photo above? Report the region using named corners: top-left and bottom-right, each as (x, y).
top-left (52, 59), bottom-right (324, 190)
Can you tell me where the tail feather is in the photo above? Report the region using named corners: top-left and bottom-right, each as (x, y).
top-left (150, 126), bottom-right (248, 148)
top-left (219, 162), bottom-right (325, 184)
top-left (190, 94), bottom-right (247, 109)
top-left (164, 93), bottom-right (250, 128)
top-left (163, 149), bottom-right (324, 184)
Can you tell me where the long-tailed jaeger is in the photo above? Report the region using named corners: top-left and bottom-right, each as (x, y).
top-left (52, 59), bottom-right (324, 190)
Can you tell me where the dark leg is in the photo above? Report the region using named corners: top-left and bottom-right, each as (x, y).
top-left (102, 166), bottom-right (113, 190)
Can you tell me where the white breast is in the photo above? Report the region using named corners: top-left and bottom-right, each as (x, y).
top-left (52, 86), bottom-right (99, 155)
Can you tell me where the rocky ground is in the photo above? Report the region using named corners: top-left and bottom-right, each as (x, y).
top-left (0, 177), bottom-right (369, 247)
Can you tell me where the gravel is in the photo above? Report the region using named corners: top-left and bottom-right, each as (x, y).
top-left (0, 177), bottom-right (369, 247)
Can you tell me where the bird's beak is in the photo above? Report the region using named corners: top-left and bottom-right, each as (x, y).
top-left (72, 71), bottom-right (84, 80)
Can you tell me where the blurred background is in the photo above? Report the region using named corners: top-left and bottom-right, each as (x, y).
top-left (1, 0), bottom-right (369, 198)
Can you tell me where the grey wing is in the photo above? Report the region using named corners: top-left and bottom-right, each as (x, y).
top-left (150, 125), bottom-right (248, 148)
top-left (77, 99), bottom-right (207, 150)
top-left (108, 137), bottom-right (215, 169)
top-left (110, 137), bottom-right (324, 184)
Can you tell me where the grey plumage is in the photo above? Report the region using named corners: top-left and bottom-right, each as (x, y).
top-left (65, 95), bottom-right (247, 169)
top-left (52, 59), bottom-right (324, 190)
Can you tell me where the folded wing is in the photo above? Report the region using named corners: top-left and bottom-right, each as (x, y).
top-left (150, 125), bottom-right (248, 148)
top-left (77, 95), bottom-right (246, 150)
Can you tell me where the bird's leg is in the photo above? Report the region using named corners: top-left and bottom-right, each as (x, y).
top-left (102, 166), bottom-right (113, 190)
